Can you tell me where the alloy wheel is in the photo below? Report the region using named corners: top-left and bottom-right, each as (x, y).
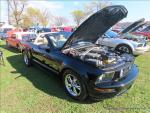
top-left (65, 74), bottom-right (81, 97)
top-left (118, 46), bottom-right (130, 53)
top-left (24, 54), bottom-right (29, 65)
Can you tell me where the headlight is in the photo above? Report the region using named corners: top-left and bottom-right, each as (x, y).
top-left (95, 72), bottom-right (115, 84)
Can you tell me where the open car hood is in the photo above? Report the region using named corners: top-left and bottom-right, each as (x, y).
top-left (62, 5), bottom-right (128, 49)
top-left (120, 18), bottom-right (145, 34)
top-left (129, 22), bottom-right (146, 32)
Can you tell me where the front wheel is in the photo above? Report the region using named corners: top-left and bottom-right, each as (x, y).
top-left (23, 51), bottom-right (32, 67)
top-left (63, 70), bottom-right (88, 101)
top-left (115, 44), bottom-right (132, 54)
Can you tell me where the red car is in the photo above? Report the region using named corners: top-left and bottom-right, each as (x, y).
top-left (133, 26), bottom-right (150, 40)
top-left (6, 32), bottom-right (36, 51)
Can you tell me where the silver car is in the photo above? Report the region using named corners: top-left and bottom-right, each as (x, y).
top-left (97, 19), bottom-right (149, 56)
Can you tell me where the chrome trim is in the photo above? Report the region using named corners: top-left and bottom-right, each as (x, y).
top-left (32, 59), bottom-right (59, 74)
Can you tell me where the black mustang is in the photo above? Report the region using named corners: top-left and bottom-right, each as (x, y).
top-left (22, 5), bottom-right (139, 100)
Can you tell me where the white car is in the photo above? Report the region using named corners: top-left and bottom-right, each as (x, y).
top-left (97, 19), bottom-right (150, 56)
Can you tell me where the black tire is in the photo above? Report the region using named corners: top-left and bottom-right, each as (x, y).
top-left (62, 70), bottom-right (88, 101)
top-left (115, 44), bottom-right (132, 54)
top-left (23, 51), bottom-right (32, 67)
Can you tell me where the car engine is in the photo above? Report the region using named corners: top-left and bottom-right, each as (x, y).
top-left (63, 45), bottom-right (134, 68)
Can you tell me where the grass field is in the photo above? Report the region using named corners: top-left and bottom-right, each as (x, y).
top-left (0, 40), bottom-right (150, 113)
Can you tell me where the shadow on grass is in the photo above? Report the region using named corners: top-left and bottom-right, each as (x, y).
top-left (7, 54), bottom-right (100, 104)
top-left (0, 44), bottom-right (20, 53)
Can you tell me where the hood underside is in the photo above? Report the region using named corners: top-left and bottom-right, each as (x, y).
top-left (120, 18), bottom-right (145, 34)
top-left (130, 22), bottom-right (146, 32)
top-left (62, 5), bottom-right (128, 49)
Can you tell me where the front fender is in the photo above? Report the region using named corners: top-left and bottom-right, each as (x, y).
top-left (59, 57), bottom-right (104, 81)
top-left (114, 39), bottom-right (137, 51)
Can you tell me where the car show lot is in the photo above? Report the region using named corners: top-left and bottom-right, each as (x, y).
top-left (0, 40), bottom-right (150, 113)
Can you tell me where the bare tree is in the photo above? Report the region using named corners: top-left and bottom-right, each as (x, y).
top-left (7, 0), bottom-right (27, 27)
top-left (84, 1), bottom-right (112, 17)
top-left (71, 10), bottom-right (85, 26)
top-left (39, 9), bottom-right (51, 27)
top-left (26, 7), bottom-right (41, 26)
top-left (22, 7), bottom-right (53, 28)
top-left (54, 16), bottom-right (69, 26)
top-left (22, 14), bottom-right (33, 28)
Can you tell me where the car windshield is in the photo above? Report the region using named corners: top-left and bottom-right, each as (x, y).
top-left (42, 28), bottom-right (51, 32)
top-left (47, 32), bottom-right (72, 48)
top-left (0, 28), bottom-right (12, 33)
top-left (105, 30), bottom-right (118, 38)
top-left (22, 34), bottom-right (36, 42)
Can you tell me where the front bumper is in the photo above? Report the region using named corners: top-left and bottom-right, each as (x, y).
top-left (133, 45), bottom-right (150, 55)
top-left (88, 64), bottom-right (139, 100)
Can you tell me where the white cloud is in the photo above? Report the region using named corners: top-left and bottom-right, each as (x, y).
top-left (27, 0), bottom-right (63, 12)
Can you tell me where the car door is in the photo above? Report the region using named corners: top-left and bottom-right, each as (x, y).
top-left (31, 35), bottom-right (49, 63)
top-left (8, 34), bottom-right (17, 47)
top-left (42, 50), bottom-right (60, 73)
top-left (32, 35), bottom-right (59, 72)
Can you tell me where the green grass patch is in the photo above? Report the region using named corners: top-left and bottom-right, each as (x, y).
top-left (0, 40), bottom-right (150, 113)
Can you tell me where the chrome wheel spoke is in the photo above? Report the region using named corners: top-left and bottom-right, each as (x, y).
top-left (67, 76), bottom-right (72, 83)
top-left (24, 54), bottom-right (28, 64)
top-left (73, 86), bottom-right (78, 95)
top-left (65, 74), bottom-right (81, 97)
top-left (73, 77), bottom-right (77, 82)
top-left (75, 84), bottom-right (81, 90)
top-left (66, 82), bottom-right (72, 88)
top-left (119, 46), bottom-right (129, 53)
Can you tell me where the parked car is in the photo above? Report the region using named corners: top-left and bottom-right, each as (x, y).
top-left (112, 27), bottom-right (123, 33)
top-left (97, 19), bottom-right (149, 56)
top-left (21, 6), bottom-right (139, 101)
top-left (7, 28), bottom-right (23, 37)
top-left (0, 24), bottom-right (15, 39)
top-left (133, 25), bottom-right (150, 41)
top-left (0, 28), bottom-right (12, 40)
top-left (6, 32), bottom-right (36, 51)
top-left (119, 19), bottom-right (149, 42)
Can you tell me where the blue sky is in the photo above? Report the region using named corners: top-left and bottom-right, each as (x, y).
top-left (0, 0), bottom-right (150, 25)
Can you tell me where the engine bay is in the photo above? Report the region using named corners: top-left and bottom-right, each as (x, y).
top-left (63, 45), bottom-right (134, 68)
